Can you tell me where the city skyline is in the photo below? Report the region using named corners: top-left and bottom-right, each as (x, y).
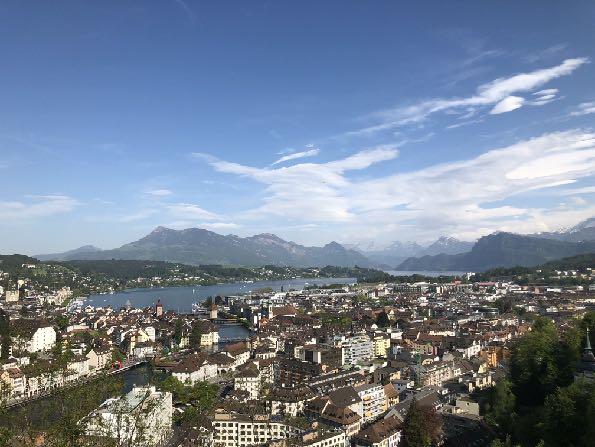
top-left (1, 1), bottom-right (595, 254)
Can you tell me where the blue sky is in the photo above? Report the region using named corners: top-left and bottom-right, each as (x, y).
top-left (1, 0), bottom-right (595, 254)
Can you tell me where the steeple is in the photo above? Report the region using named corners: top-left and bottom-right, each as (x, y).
top-left (575, 328), bottom-right (595, 382)
top-left (583, 328), bottom-right (594, 362)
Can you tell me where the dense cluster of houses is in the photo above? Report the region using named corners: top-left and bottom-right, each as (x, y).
top-left (1, 273), bottom-right (594, 446)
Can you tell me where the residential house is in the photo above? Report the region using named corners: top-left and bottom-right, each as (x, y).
top-left (86, 346), bottom-right (112, 370)
top-left (11, 319), bottom-right (56, 353)
top-left (353, 415), bottom-right (402, 447)
top-left (171, 353), bottom-right (218, 385)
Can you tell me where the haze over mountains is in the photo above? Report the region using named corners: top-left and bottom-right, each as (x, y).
top-left (396, 218), bottom-right (595, 271)
top-left (35, 218), bottom-right (595, 272)
top-left (397, 232), bottom-right (595, 271)
top-left (37, 227), bottom-right (371, 268)
top-left (526, 217), bottom-right (595, 243)
top-left (350, 237), bottom-right (474, 267)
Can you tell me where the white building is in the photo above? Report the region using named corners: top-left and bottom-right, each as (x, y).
top-left (337, 333), bottom-right (374, 365)
top-left (85, 386), bottom-right (172, 447)
top-left (354, 384), bottom-right (386, 423)
top-left (277, 430), bottom-right (346, 447)
top-left (11, 320), bottom-right (56, 353)
top-left (233, 364), bottom-right (261, 400)
top-left (213, 413), bottom-right (300, 447)
top-left (4, 290), bottom-right (19, 302)
top-left (171, 353), bottom-right (218, 385)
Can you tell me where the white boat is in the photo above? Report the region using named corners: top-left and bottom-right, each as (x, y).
top-left (192, 302), bottom-right (204, 313)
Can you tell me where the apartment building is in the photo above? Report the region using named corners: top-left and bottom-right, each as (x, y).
top-left (234, 364), bottom-right (261, 400)
top-left (354, 384), bottom-right (386, 423)
top-left (337, 333), bottom-right (374, 366)
top-left (212, 413), bottom-right (301, 447)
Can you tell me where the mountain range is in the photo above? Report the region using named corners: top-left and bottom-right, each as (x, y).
top-left (36, 245), bottom-right (102, 261)
top-left (396, 218), bottom-right (595, 271)
top-left (396, 232), bottom-right (595, 271)
top-left (350, 237), bottom-right (474, 266)
top-left (526, 217), bottom-right (595, 243)
top-left (36, 227), bottom-right (371, 268)
top-left (35, 218), bottom-right (595, 272)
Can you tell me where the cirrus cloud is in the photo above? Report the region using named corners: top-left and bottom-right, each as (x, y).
top-left (145, 189), bottom-right (173, 197)
top-left (570, 101), bottom-right (595, 116)
top-left (165, 202), bottom-right (220, 220)
top-left (195, 129), bottom-right (595, 243)
top-left (0, 195), bottom-right (79, 220)
top-left (272, 147), bottom-right (320, 165)
top-left (346, 57), bottom-right (588, 137)
top-left (490, 95), bottom-right (525, 114)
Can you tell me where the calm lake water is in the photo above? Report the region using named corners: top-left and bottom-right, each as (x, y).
top-left (86, 277), bottom-right (355, 313)
top-left (86, 277), bottom-right (354, 341)
top-left (384, 270), bottom-right (468, 277)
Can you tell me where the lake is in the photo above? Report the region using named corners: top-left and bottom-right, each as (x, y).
top-left (86, 277), bottom-right (356, 313)
top-left (86, 277), bottom-right (354, 344)
top-left (384, 270), bottom-right (468, 277)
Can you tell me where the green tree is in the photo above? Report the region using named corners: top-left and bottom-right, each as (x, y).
top-left (484, 379), bottom-right (516, 434)
top-left (111, 349), bottom-right (126, 364)
top-left (490, 437), bottom-right (522, 447)
top-left (510, 317), bottom-right (560, 406)
top-left (402, 398), bottom-right (442, 447)
top-left (189, 323), bottom-right (204, 348)
top-left (173, 318), bottom-right (184, 344)
top-left (157, 375), bottom-right (218, 413)
top-left (376, 311), bottom-right (390, 328)
top-left (54, 314), bottom-right (70, 332)
top-left (0, 311), bottom-right (10, 360)
top-left (540, 380), bottom-right (595, 447)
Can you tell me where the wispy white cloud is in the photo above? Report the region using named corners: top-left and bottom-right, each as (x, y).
top-left (346, 58), bottom-right (588, 137)
top-left (529, 88), bottom-right (561, 106)
top-left (490, 96), bottom-right (525, 114)
top-left (534, 88), bottom-right (559, 96)
top-left (172, 0), bottom-right (197, 24)
top-left (94, 201), bottom-right (220, 225)
top-left (195, 129), bottom-right (595, 243)
top-left (0, 195), bottom-right (79, 220)
top-left (119, 209), bottom-right (157, 222)
top-left (163, 220), bottom-right (239, 231)
top-left (166, 203), bottom-right (220, 220)
top-left (194, 146), bottom-right (399, 222)
top-left (446, 118), bottom-right (484, 129)
top-left (145, 189), bottom-right (173, 197)
top-left (555, 186), bottom-right (595, 196)
top-left (272, 147), bottom-right (319, 165)
top-left (523, 44), bottom-right (568, 64)
top-left (570, 101), bottom-right (595, 116)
